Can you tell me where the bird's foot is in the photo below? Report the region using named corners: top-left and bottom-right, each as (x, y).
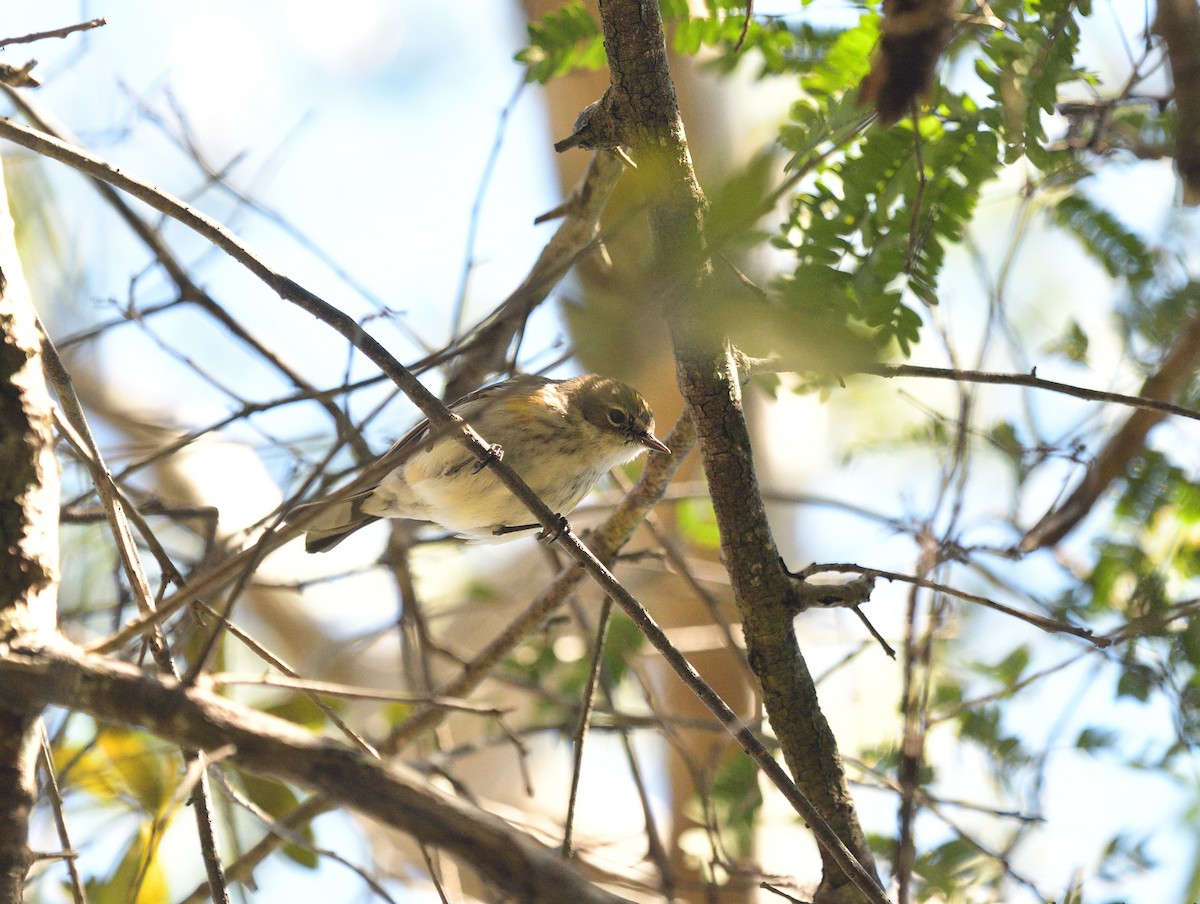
top-left (536, 514), bottom-right (570, 543)
top-left (492, 522), bottom-right (538, 536)
top-left (471, 443), bottom-right (504, 474)
top-left (490, 514), bottom-right (569, 542)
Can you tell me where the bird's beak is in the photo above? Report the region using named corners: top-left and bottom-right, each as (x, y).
top-left (637, 431), bottom-right (670, 454)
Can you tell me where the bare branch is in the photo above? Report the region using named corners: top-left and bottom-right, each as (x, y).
top-left (796, 563), bottom-right (1110, 648)
top-left (0, 19), bottom-right (105, 49)
top-left (0, 637), bottom-right (634, 904)
top-left (867, 362), bottom-right (1200, 422)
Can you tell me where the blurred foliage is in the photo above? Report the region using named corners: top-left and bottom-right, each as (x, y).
top-left (505, 607), bottom-right (646, 718)
top-left (55, 727), bottom-right (179, 904)
top-left (232, 770), bottom-right (320, 869)
top-left (686, 754), bottom-right (763, 862)
top-left (517, 0), bottom-right (605, 83)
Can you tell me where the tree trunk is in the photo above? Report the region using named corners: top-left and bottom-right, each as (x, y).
top-left (0, 157), bottom-right (60, 903)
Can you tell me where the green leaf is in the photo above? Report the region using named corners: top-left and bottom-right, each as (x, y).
top-left (1051, 195), bottom-right (1155, 285)
top-left (1115, 451), bottom-right (1181, 523)
top-left (1042, 317), bottom-right (1090, 363)
top-left (802, 13), bottom-right (878, 99)
top-left (1116, 661), bottom-right (1156, 702)
top-left (516, 1), bottom-right (605, 84)
top-left (974, 645), bottom-right (1031, 686)
top-left (1075, 726), bottom-right (1117, 752)
top-left (988, 421), bottom-right (1026, 477)
top-left (678, 496), bottom-right (721, 549)
top-left (1097, 832), bottom-right (1156, 881)
top-left (976, 0), bottom-right (1093, 165)
top-left (265, 694), bottom-right (332, 731)
top-left (707, 755), bottom-right (763, 858)
top-left (914, 838), bottom-right (984, 897)
top-left (778, 110), bottom-right (1000, 356)
top-left (957, 705), bottom-right (1030, 775)
top-left (601, 610), bottom-right (646, 685)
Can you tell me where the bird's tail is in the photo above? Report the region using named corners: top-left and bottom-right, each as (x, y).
top-left (288, 493), bottom-right (380, 553)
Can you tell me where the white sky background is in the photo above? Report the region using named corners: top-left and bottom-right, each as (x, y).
top-left (4, 1), bottom-right (1199, 902)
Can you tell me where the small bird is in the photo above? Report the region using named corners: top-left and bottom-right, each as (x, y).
top-left (295, 374), bottom-right (669, 552)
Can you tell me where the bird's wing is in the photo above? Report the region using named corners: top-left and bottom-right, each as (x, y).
top-left (366, 375), bottom-right (549, 476)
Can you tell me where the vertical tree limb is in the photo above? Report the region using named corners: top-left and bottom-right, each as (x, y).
top-left (0, 156), bottom-right (59, 903)
top-left (572, 2), bottom-right (883, 901)
top-left (1155, 0), bottom-right (1200, 205)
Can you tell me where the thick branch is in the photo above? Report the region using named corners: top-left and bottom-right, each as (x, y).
top-left (0, 155), bottom-right (58, 903)
top-left (0, 637), bottom-right (630, 904)
top-left (583, 2), bottom-right (882, 902)
top-left (1155, 0), bottom-right (1200, 205)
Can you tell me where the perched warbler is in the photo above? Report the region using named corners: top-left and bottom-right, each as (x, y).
top-left (297, 373), bottom-right (669, 552)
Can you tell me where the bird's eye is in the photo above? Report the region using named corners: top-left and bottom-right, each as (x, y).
top-left (607, 407), bottom-right (628, 426)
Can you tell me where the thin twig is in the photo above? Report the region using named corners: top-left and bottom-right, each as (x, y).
top-left (562, 598), bottom-right (614, 858)
top-left (868, 362), bottom-right (1200, 423)
top-left (797, 563), bottom-right (1110, 647)
top-left (37, 725), bottom-right (86, 904)
top-left (450, 74), bottom-right (525, 340)
top-left (0, 19), bottom-right (105, 48)
top-left (211, 673), bottom-right (511, 713)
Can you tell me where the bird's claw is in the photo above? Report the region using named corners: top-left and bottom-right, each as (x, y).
top-left (471, 443), bottom-right (504, 475)
top-left (537, 514), bottom-right (570, 543)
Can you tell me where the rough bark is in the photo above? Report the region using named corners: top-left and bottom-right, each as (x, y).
top-left (0, 157), bottom-right (59, 904)
top-left (0, 637), bottom-right (631, 904)
top-left (1155, 0), bottom-right (1200, 205)
top-left (571, 2), bottom-right (881, 901)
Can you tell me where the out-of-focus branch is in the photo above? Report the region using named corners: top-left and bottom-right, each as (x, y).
top-left (1020, 309), bottom-right (1200, 552)
top-left (1, 86), bottom-right (372, 462)
top-left (0, 18), bottom-right (105, 49)
top-left (1155, 0), bottom-right (1200, 205)
top-left (443, 150), bottom-right (626, 400)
